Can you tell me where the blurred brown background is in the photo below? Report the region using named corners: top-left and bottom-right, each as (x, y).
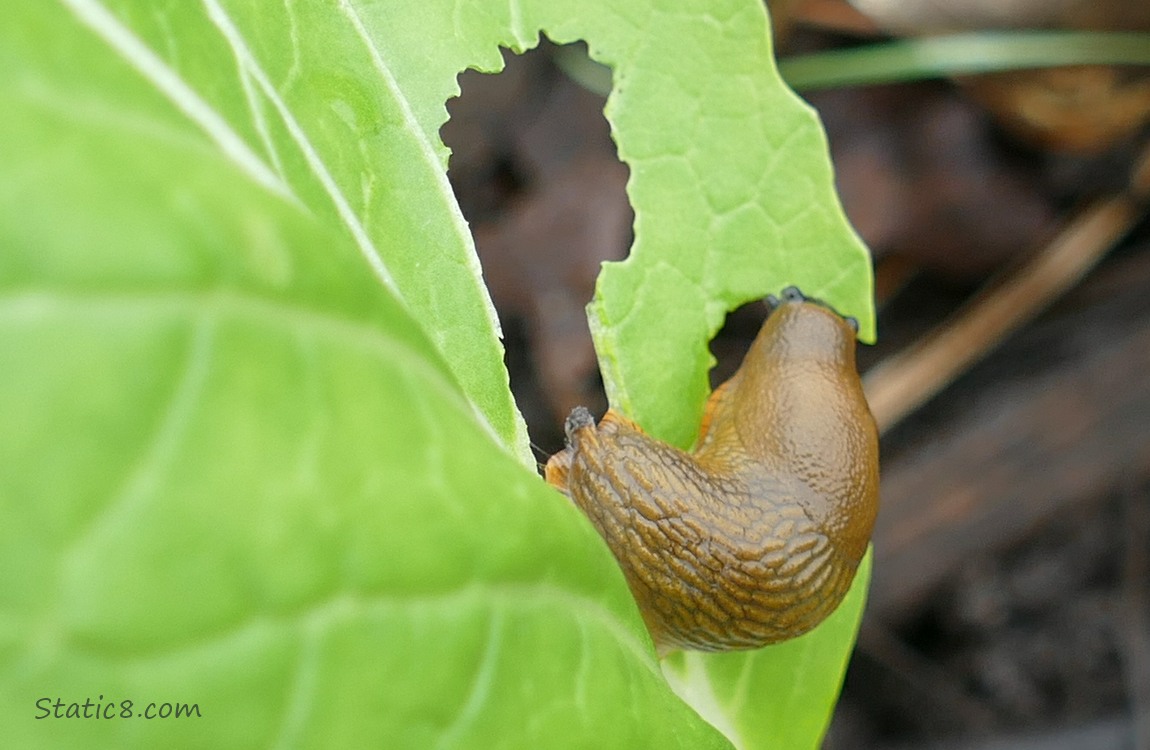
top-left (441, 2), bottom-right (1150, 747)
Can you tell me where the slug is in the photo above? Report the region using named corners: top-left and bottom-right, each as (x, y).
top-left (545, 287), bottom-right (879, 654)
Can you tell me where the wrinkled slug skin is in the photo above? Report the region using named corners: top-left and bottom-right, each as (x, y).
top-left (544, 298), bottom-right (879, 654)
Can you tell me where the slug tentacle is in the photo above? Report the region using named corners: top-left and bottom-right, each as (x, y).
top-left (544, 290), bottom-right (880, 655)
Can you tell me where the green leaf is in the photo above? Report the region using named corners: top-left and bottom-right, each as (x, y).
top-left (2, 0), bottom-right (872, 747)
top-left (584, 4), bottom-right (874, 448)
top-left (1, 2), bottom-right (727, 747)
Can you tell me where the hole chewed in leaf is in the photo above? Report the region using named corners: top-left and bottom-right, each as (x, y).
top-left (441, 39), bottom-right (632, 455)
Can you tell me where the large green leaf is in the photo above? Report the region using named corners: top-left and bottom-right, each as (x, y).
top-left (0, 3), bottom-right (728, 747)
top-left (2, 0), bottom-right (872, 747)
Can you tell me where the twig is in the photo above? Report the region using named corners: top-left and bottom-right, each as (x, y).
top-left (863, 141), bottom-right (1150, 434)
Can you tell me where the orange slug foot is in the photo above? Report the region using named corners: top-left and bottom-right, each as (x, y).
top-left (545, 291), bottom-right (880, 655)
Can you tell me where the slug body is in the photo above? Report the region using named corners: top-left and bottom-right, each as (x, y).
top-left (545, 291), bottom-right (879, 654)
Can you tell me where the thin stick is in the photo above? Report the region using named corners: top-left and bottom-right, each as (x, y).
top-left (864, 143), bottom-right (1150, 434)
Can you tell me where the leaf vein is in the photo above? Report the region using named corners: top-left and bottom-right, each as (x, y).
top-left (201, 0), bottom-right (402, 297)
top-left (336, 0), bottom-right (502, 337)
top-left (434, 607), bottom-right (504, 749)
top-left (59, 0), bottom-right (293, 200)
top-left (62, 316), bottom-right (216, 573)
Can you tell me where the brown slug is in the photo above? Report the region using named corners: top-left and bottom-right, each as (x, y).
top-left (545, 287), bottom-right (879, 654)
